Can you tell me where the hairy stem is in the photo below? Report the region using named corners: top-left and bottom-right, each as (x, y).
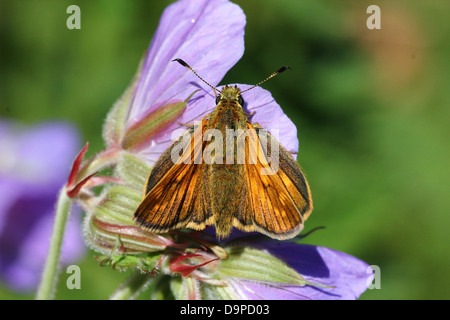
top-left (36, 187), bottom-right (72, 300)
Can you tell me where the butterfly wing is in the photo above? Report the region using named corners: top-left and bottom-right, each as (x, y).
top-left (233, 123), bottom-right (312, 239)
top-left (134, 120), bottom-right (213, 233)
top-left (259, 125), bottom-right (313, 221)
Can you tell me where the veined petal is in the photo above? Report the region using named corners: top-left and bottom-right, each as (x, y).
top-left (128, 0), bottom-right (246, 127)
top-left (238, 84), bottom-right (299, 157)
top-left (235, 242), bottom-right (372, 300)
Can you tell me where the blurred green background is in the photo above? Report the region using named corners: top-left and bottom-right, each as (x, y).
top-left (1, 0), bottom-right (449, 300)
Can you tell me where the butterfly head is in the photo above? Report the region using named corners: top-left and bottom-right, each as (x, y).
top-left (171, 58), bottom-right (290, 109)
top-left (215, 85), bottom-right (244, 106)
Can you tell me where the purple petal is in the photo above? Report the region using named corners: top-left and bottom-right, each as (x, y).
top-left (0, 120), bottom-right (85, 292)
top-left (0, 179), bottom-right (21, 234)
top-left (236, 84), bottom-right (299, 156)
top-left (0, 204), bottom-right (84, 291)
top-left (235, 242), bottom-right (372, 300)
top-left (136, 85), bottom-right (299, 165)
top-left (0, 120), bottom-right (80, 186)
top-left (128, 0), bottom-right (246, 127)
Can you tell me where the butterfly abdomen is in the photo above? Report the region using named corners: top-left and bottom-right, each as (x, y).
top-left (209, 163), bottom-right (245, 239)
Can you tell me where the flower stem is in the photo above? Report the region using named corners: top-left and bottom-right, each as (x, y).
top-left (109, 271), bottom-right (153, 300)
top-left (36, 187), bottom-right (73, 300)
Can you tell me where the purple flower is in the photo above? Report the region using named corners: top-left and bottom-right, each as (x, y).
top-left (72, 0), bottom-right (372, 300)
top-left (0, 119), bottom-right (85, 291)
top-left (224, 240), bottom-right (372, 300)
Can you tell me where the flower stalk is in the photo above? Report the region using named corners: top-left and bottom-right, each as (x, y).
top-left (36, 187), bottom-right (73, 300)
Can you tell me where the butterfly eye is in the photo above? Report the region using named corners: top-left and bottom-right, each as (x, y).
top-left (215, 96), bottom-right (221, 105)
top-left (238, 95), bottom-right (244, 106)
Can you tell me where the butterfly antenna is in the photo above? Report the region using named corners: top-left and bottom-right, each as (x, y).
top-left (172, 58), bottom-right (220, 97)
top-left (240, 66), bottom-right (291, 93)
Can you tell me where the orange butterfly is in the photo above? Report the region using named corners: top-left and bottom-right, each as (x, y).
top-left (134, 59), bottom-right (312, 240)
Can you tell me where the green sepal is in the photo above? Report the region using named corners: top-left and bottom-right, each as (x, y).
top-left (93, 184), bottom-right (141, 225)
top-left (84, 180), bottom-right (173, 254)
top-left (217, 246), bottom-right (307, 286)
top-left (115, 151), bottom-right (151, 190)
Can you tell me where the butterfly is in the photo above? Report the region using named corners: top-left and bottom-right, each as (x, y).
top-left (134, 59), bottom-right (312, 240)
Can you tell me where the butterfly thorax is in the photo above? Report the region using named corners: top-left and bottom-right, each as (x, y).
top-left (204, 86), bottom-right (248, 238)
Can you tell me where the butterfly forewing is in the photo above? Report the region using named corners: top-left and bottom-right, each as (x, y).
top-left (134, 119), bottom-right (211, 232)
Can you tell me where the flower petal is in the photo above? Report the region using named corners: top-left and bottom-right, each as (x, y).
top-left (128, 0), bottom-right (246, 127)
top-left (236, 84), bottom-right (299, 156)
top-left (0, 177), bottom-right (85, 292)
top-left (0, 120), bottom-right (81, 185)
top-left (237, 242), bottom-right (372, 300)
top-left (0, 120), bottom-right (85, 291)
top-left (1, 206), bottom-right (85, 291)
